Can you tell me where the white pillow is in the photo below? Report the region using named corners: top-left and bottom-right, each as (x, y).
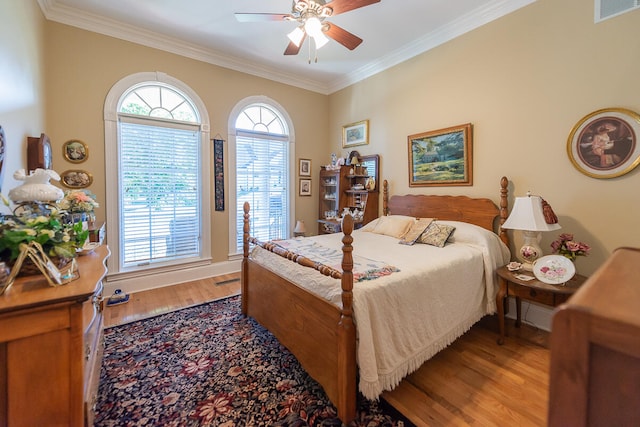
top-left (438, 220), bottom-right (495, 246)
top-left (368, 215), bottom-right (416, 239)
top-left (359, 217), bottom-right (380, 232)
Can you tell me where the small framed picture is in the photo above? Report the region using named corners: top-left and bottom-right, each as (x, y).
top-left (567, 108), bottom-right (640, 179)
top-left (342, 120), bottom-right (369, 148)
top-left (63, 139), bottom-right (88, 163)
top-left (299, 158), bottom-right (311, 176)
top-left (61, 169), bottom-right (93, 188)
top-left (299, 178), bottom-right (312, 196)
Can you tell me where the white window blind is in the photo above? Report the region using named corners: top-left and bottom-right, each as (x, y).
top-left (235, 131), bottom-right (289, 250)
top-left (119, 118), bottom-right (201, 266)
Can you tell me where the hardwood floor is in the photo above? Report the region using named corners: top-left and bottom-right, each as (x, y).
top-left (103, 272), bottom-right (241, 327)
top-left (103, 274), bottom-right (550, 426)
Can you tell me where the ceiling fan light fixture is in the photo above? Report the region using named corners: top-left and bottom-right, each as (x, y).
top-left (313, 32), bottom-right (329, 49)
top-left (304, 16), bottom-right (323, 38)
top-left (287, 26), bottom-right (305, 47)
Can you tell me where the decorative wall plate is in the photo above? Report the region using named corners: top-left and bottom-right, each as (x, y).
top-left (567, 108), bottom-right (640, 179)
top-left (533, 255), bottom-right (575, 284)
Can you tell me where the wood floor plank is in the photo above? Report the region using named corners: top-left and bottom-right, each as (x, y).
top-left (103, 274), bottom-right (241, 327)
top-left (104, 275), bottom-right (549, 426)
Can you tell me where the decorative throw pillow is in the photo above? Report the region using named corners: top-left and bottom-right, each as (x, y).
top-left (418, 222), bottom-right (456, 247)
top-left (399, 218), bottom-right (433, 245)
top-left (369, 215), bottom-right (415, 239)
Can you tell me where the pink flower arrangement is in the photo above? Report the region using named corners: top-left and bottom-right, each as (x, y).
top-left (550, 233), bottom-right (590, 261)
top-left (57, 190), bottom-right (99, 213)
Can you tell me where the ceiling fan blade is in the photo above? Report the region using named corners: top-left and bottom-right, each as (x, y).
top-left (235, 13), bottom-right (291, 22)
top-left (324, 0), bottom-right (380, 16)
top-left (324, 23), bottom-right (363, 50)
top-left (284, 33), bottom-right (307, 55)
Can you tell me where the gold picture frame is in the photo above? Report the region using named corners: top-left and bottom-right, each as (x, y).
top-left (63, 139), bottom-right (89, 163)
top-left (567, 108), bottom-right (640, 179)
top-left (61, 169), bottom-right (93, 188)
top-left (408, 123), bottom-right (473, 187)
top-left (342, 120), bottom-right (369, 148)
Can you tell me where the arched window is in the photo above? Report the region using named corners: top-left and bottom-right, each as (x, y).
top-left (104, 72), bottom-right (211, 276)
top-left (228, 98), bottom-right (294, 254)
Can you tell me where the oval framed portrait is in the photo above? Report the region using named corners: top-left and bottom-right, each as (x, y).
top-left (60, 169), bottom-right (93, 188)
top-left (567, 108), bottom-right (640, 179)
top-left (63, 139), bottom-right (88, 163)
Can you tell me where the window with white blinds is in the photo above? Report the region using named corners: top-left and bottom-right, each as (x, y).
top-left (119, 118), bottom-right (201, 266)
top-left (233, 103), bottom-right (290, 252)
top-left (235, 131), bottom-right (289, 250)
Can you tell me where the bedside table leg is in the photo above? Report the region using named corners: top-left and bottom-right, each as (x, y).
top-left (515, 296), bottom-right (522, 328)
top-left (496, 277), bottom-right (507, 345)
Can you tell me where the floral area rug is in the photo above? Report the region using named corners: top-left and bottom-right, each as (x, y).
top-left (95, 295), bottom-right (413, 426)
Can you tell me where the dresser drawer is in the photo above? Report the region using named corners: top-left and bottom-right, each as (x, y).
top-left (508, 283), bottom-right (555, 306)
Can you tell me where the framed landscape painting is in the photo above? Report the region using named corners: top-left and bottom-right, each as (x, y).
top-left (342, 120), bottom-right (369, 148)
top-left (408, 123), bottom-right (473, 187)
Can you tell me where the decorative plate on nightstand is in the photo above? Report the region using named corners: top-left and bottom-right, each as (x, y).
top-left (533, 255), bottom-right (575, 284)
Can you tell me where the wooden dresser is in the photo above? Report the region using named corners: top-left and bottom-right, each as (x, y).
top-left (0, 245), bottom-right (110, 426)
top-left (548, 247), bottom-right (640, 426)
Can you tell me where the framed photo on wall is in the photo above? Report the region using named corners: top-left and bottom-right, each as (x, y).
top-left (299, 178), bottom-right (312, 196)
top-left (61, 169), bottom-right (93, 188)
top-left (567, 108), bottom-right (640, 179)
top-left (408, 123), bottom-right (473, 187)
top-left (299, 158), bottom-right (311, 176)
top-left (63, 139), bottom-right (88, 163)
top-left (342, 120), bottom-right (369, 148)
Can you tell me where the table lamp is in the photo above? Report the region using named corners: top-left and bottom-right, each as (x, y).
top-left (294, 220), bottom-right (306, 237)
top-left (502, 192), bottom-right (561, 270)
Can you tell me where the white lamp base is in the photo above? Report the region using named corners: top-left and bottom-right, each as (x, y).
top-left (517, 230), bottom-right (543, 271)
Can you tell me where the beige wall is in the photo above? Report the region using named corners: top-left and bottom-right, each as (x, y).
top-left (0, 1), bottom-right (46, 195)
top-left (2, 0), bottom-right (638, 279)
top-left (329, 0), bottom-right (640, 276)
top-left (39, 22), bottom-right (328, 263)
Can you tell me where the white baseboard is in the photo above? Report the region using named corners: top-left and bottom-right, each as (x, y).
top-left (103, 259), bottom-right (241, 296)
top-left (504, 297), bottom-right (554, 332)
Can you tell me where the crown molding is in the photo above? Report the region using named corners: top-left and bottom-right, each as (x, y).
top-left (38, 0), bottom-right (536, 95)
top-left (37, 0), bottom-right (330, 94)
top-left (328, 0), bottom-right (536, 93)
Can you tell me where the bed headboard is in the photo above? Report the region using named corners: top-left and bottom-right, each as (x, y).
top-left (382, 177), bottom-right (509, 245)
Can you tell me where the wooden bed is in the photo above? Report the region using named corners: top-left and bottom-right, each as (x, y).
top-left (241, 176), bottom-right (510, 423)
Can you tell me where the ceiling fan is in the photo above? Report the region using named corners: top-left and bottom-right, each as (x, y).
top-left (235, 0), bottom-right (381, 57)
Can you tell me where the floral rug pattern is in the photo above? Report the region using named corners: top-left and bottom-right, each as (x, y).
top-left (95, 296), bottom-right (411, 426)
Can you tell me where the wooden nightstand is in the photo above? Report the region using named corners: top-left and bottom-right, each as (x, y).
top-left (495, 265), bottom-right (587, 345)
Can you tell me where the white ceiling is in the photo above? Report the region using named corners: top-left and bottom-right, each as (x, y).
top-left (38, 0), bottom-right (535, 94)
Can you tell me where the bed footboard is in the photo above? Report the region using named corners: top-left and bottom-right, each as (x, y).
top-left (241, 203), bottom-right (357, 423)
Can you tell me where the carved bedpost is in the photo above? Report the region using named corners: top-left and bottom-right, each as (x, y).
top-left (242, 202), bottom-right (250, 315)
top-left (337, 214), bottom-right (356, 422)
top-left (383, 180), bottom-right (389, 216)
top-left (499, 176), bottom-right (509, 247)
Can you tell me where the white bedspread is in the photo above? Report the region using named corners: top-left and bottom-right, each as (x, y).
top-left (249, 221), bottom-right (510, 399)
